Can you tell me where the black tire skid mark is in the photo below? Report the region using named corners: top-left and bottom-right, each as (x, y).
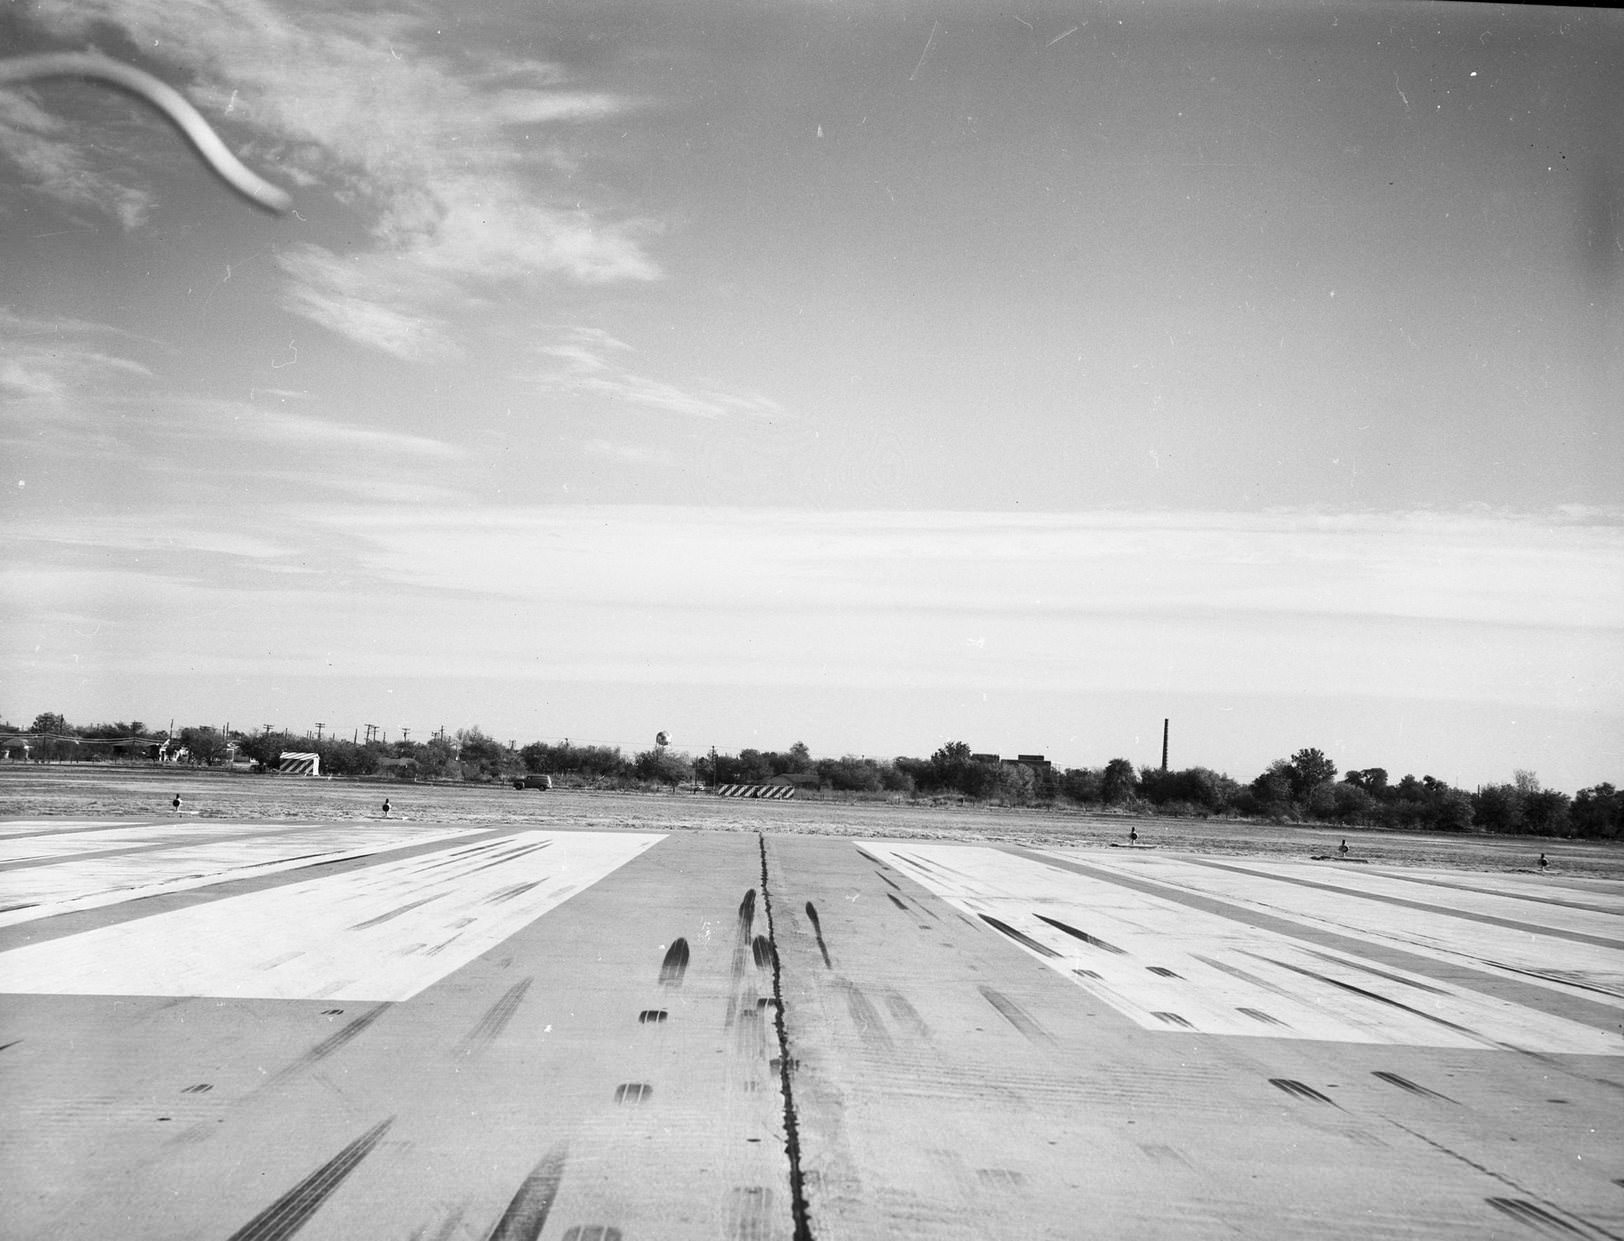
top-left (841, 981), bottom-right (895, 1051)
top-left (456, 978), bottom-right (534, 1055)
top-left (349, 894), bottom-right (444, 931)
top-left (659, 938), bottom-right (690, 986)
top-left (977, 985), bottom-right (1054, 1044)
top-left (1151, 1011), bottom-right (1195, 1029)
top-left (1193, 954), bottom-right (1298, 1001)
top-left (223, 1116), bottom-right (394, 1241)
top-left (1237, 1007), bottom-right (1289, 1028)
top-left (1269, 1078), bottom-right (1338, 1106)
top-left (738, 888), bottom-right (757, 937)
top-left (457, 841), bottom-right (556, 879)
top-left (873, 870), bottom-right (903, 891)
top-left (752, 934), bottom-right (775, 971)
top-left (561, 1228), bottom-right (623, 1241)
top-left (613, 1082), bottom-right (652, 1104)
top-left (804, 901), bottom-right (832, 968)
top-left (1484, 1198), bottom-right (1586, 1235)
top-left (883, 990), bottom-right (933, 1041)
top-left (488, 880), bottom-right (546, 906)
top-left (1146, 966), bottom-right (1182, 978)
top-left (1371, 1070), bottom-right (1457, 1103)
top-left (726, 1185), bottom-right (776, 1241)
top-left (637, 1009), bottom-right (668, 1024)
top-left (1302, 948), bottom-right (1452, 996)
top-left (0, 1039), bottom-right (19, 1053)
top-left (885, 893), bottom-right (909, 912)
top-left (976, 1167), bottom-right (1027, 1189)
top-left (1459, 955), bottom-right (1624, 1001)
top-left (271, 1005), bottom-right (390, 1085)
top-left (486, 1142), bottom-right (569, 1241)
top-left (1248, 953), bottom-right (1489, 1043)
top-left (1032, 914), bottom-right (1126, 954)
top-left (1387, 1120), bottom-right (1624, 1241)
top-left (978, 914), bottom-right (1061, 959)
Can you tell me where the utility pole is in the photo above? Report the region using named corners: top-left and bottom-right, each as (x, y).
top-left (1161, 718), bottom-right (1169, 772)
top-left (315, 722), bottom-right (325, 743)
top-left (402, 727), bottom-right (411, 742)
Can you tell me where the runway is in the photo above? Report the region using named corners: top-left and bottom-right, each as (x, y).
top-left (1, 818), bottom-right (1620, 1240)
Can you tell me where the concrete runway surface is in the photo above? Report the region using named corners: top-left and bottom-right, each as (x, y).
top-left (1, 819), bottom-right (1620, 1240)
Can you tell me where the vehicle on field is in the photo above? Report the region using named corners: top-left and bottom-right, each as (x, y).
top-left (512, 773), bottom-right (553, 790)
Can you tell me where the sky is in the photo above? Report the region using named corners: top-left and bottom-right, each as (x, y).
top-left (2, 0), bottom-right (1621, 792)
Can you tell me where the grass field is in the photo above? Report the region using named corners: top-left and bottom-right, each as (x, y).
top-left (4, 763), bottom-right (1620, 880)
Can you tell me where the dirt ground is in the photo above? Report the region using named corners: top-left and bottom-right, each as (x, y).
top-left (3, 763), bottom-right (1620, 881)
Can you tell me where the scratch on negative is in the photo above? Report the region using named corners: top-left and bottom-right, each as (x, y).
top-left (1047, 26), bottom-right (1079, 46)
top-left (910, 21), bottom-right (940, 81)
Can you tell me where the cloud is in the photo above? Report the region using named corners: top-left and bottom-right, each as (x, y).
top-left (276, 244), bottom-right (455, 362)
top-left (24, 0), bottom-right (662, 354)
top-left (534, 328), bottom-right (786, 420)
top-left (231, 503), bottom-right (1617, 715)
top-left (0, 89), bottom-right (154, 228)
top-left (582, 438), bottom-right (675, 468)
top-left (0, 309), bottom-right (154, 412)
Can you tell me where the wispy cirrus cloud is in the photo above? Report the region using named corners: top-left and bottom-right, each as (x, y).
top-left (0, 308), bottom-right (154, 412)
top-left (535, 328), bottom-right (786, 420)
top-left (0, 89), bottom-right (154, 229)
top-left (23, 0), bottom-right (661, 356)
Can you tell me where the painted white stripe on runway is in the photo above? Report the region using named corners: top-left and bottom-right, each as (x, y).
top-left (1038, 851), bottom-right (1624, 1007)
top-left (0, 830), bottom-right (664, 1000)
top-left (0, 819), bottom-right (146, 842)
top-left (0, 823), bottom-right (481, 928)
top-left (862, 842), bottom-right (1623, 1055)
top-left (1106, 854), bottom-right (1623, 938)
top-left (0, 821), bottom-right (331, 864)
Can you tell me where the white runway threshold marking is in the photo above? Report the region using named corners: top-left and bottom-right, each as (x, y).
top-left (0, 830), bottom-right (664, 1001)
top-left (0, 823), bottom-right (481, 928)
top-left (862, 842), bottom-right (1624, 1055)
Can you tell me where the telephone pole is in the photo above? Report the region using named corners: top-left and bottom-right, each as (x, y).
top-left (315, 722), bottom-right (325, 743)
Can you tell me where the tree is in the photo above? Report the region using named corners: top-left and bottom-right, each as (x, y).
top-left (178, 726), bottom-right (227, 766)
top-left (1287, 748), bottom-right (1337, 798)
top-left (1000, 761), bottom-right (1036, 807)
top-left (634, 747), bottom-right (692, 787)
top-left (1101, 757), bottom-right (1138, 804)
top-left (1344, 768), bottom-right (1389, 795)
top-left (1473, 783), bottom-right (1525, 834)
top-left (1572, 785), bottom-right (1622, 840)
top-left (29, 712), bottom-right (69, 736)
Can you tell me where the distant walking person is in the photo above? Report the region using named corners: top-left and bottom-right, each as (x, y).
top-left (1338, 838), bottom-right (1349, 858)
top-left (171, 793), bottom-right (183, 815)
top-left (382, 797), bottom-right (391, 818)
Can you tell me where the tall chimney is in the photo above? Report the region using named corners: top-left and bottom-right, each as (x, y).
top-left (1161, 718), bottom-right (1169, 772)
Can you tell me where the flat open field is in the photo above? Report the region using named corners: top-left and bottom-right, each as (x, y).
top-left (3, 764), bottom-right (1621, 878)
top-left (2, 767), bottom-right (1621, 1240)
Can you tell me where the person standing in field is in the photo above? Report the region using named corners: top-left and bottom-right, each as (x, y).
top-left (382, 797), bottom-right (391, 818)
top-left (171, 793), bottom-right (182, 815)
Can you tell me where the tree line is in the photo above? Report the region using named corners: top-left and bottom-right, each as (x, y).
top-left (5, 713), bottom-right (1620, 840)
